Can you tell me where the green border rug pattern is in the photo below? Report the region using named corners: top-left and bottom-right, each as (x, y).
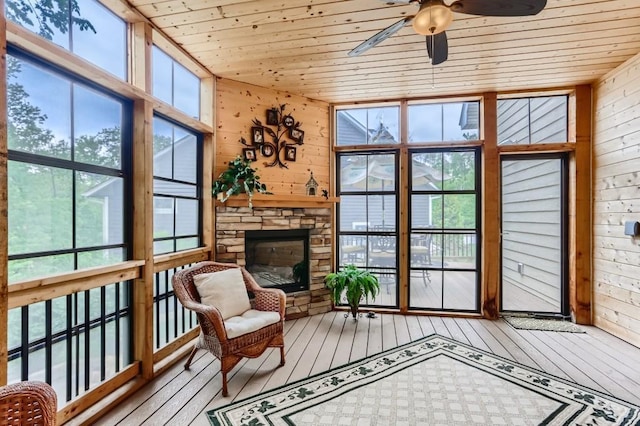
top-left (207, 334), bottom-right (639, 426)
top-left (504, 316), bottom-right (586, 333)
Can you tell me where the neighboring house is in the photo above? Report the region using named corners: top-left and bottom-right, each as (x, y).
top-left (84, 134), bottom-right (198, 246)
top-left (337, 111), bottom-right (446, 230)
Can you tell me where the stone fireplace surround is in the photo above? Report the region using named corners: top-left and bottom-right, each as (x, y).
top-left (215, 205), bottom-right (333, 319)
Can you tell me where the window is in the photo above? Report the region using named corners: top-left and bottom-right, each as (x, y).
top-left (408, 101), bottom-right (480, 143)
top-left (335, 102), bottom-right (482, 313)
top-left (5, 0), bottom-right (127, 79)
top-left (336, 106), bottom-right (399, 146)
top-left (153, 116), bottom-right (202, 254)
top-left (152, 46), bottom-right (201, 119)
top-left (497, 96), bottom-right (568, 145)
top-left (7, 52), bottom-right (130, 282)
top-left (337, 153), bottom-right (398, 308)
top-left (409, 149), bottom-right (481, 312)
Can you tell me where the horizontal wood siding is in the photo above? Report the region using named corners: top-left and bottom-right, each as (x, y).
top-left (593, 52), bottom-right (640, 347)
top-left (215, 78), bottom-right (330, 196)
top-left (502, 159), bottom-right (562, 309)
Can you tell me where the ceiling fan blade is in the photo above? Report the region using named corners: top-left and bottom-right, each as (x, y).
top-left (377, 0), bottom-right (415, 3)
top-left (426, 31), bottom-right (448, 65)
top-left (348, 17), bottom-right (413, 57)
top-left (449, 0), bottom-right (546, 16)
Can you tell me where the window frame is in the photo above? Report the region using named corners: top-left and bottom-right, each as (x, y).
top-left (151, 114), bottom-right (204, 255)
top-left (6, 47), bottom-right (133, 282)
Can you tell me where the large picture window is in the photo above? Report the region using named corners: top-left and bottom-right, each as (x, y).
top-left (152, 117), bottom-right (202, 254)
top-left (6, 50), bottom-right (134, 402)
top-left (336, 101), bottom-right (481, 313)
top-left (7, 52), bottom-right (131, 282)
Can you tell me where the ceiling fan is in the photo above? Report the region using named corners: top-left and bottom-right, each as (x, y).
top-left (348, 0), bottom-right (547, 65)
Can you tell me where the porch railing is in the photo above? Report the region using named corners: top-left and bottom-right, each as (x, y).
top-left (6, 247), bottom-right (210, 423)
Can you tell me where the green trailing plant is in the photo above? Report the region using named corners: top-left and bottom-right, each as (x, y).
top-left (212, 156), bottom-right (271, 208)
top-left (324, 264), bottom-right (380, 319)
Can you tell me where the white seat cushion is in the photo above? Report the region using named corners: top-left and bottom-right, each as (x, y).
top-left (193, 268), bottom-right (251, 320)
top-left (224, 310), bottom-right (281, 339)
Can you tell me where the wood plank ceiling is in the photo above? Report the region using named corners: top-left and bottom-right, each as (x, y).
top-left (129, 0), bottom-right (640, 103)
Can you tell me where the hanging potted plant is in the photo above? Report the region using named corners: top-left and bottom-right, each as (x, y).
top-left (213, 156), bottom-right (271, 208)
top-left (324, 264), bottom-right (380, 319)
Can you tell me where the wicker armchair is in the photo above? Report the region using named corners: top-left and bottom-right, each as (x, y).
top-left (172, 261), bottom-right (286, 396)
top-left (0, 381), bottom-right (57, 425)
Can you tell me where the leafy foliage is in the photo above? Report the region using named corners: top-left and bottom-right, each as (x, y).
top-left (6, 0), bottom-right (96, 40)
top-left (324, 265), bottom-right (380, 319)
top-left (212, 156), bottom-right (272, 208)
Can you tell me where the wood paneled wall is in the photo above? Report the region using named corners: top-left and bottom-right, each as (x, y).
top-left (593, 53), bottom-right (640, 347)
top-left (215, 78), bottom-right (330, 196)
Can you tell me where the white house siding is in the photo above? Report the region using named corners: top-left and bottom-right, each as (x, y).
top-left (498, 97), bottom-right (567, 145)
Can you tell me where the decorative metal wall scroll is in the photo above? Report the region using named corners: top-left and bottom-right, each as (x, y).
top-left (240, 104), bottom-right (304, 168)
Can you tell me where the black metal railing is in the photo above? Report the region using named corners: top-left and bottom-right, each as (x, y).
top-left (438, 234), bottom-right (476, 259)
top-left (153, 264), bottom-right (198, 349)
top-left (7, 282), bottom-right (133, 403)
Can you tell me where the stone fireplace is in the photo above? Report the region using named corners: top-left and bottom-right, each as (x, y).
top-left (215, 204), bottom-right (333, 319)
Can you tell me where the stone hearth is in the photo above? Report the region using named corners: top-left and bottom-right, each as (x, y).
top-left (215, 206), bottom-right (333, 319)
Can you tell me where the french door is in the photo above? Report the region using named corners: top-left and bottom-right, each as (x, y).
top-left (336, 148), bottom-right (481, 312)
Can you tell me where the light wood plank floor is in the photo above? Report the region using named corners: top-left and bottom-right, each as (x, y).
top-left (95, 313), bottom-right (640, 425)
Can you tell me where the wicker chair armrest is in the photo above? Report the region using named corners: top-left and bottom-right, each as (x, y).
top-left (0, 381), bottom-right (57, 426)
top-left (252, 287), bottom-right (286, 319)
top-left (180, 299), bottom-right (229, 340)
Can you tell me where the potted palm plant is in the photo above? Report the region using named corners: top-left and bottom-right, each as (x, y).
top-left (325, 265), bottom-right (380, 319)
top-left (212, 156), bottom-right (271, 208)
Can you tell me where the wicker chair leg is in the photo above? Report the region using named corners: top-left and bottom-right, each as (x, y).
top-left (279, 347), bottom-right (285, 366)
top-left (184, 346), bottom-right (198, 370)
top-left (222, 371), bottom-right (229, 397)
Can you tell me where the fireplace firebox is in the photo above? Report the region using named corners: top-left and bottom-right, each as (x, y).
top-left (245, 229), bottom-right (309, 293)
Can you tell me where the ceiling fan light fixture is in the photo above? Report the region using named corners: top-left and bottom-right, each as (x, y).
top-left (412, 2), bottom-right (453, 35)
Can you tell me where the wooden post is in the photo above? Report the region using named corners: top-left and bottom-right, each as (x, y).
top-left (202, 133), bottom-right (214, 253)
top-left (398, 101), bottom-right (409, 312)
top-left (132, 99), bottom-right (154, 379)
top-left (130, 22), bottom-right (152, 92)
top-left (0, 0), bottom-right (8, 385)
top-left (201, 77), bottom-right (215, 257)
top-left (130, 19), bottom-right (155, 379)
top-left (570, 85), bottom-right (592, 324)
top-left (482, 92), bottom-right (500, 319)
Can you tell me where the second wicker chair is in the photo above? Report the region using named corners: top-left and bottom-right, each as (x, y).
top-left (0, 381), bottom-right (57, 425)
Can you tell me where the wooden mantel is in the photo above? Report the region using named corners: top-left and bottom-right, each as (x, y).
top-left (216, 194), bottom-right (339, 208)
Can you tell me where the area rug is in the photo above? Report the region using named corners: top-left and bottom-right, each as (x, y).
top-left (206, 335), bottom-right (639, 425)
top-left (504, 316), bottom-right (586, 333)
